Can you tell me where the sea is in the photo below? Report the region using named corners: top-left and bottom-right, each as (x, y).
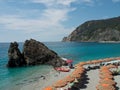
top-left (0, 42), bottom-right (120, 90)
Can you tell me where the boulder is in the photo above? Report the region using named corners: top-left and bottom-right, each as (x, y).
top-left (7, 42), bottom-right (26, 67)
top-left (7, 39), bottom-right (65, 67)
top-left (23, 39), bottom-right (64, 67)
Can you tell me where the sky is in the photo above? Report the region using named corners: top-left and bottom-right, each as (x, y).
top-left (0, 0), bottom-right (120, 42)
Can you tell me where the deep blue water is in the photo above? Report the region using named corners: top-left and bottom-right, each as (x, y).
top-left (0, 42), bottom-right (120, 90)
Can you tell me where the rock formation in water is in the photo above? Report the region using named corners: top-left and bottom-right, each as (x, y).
top-left (62, 16), bottom-right (120, 42)
top-left (7, 42), bottom-right (26, 67)
top-left (7, 39), bottom-right (65, 67)
top-left (23, 39), bottom-right (65, 66)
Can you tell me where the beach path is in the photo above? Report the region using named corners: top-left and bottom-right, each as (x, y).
top-left (80, 69), bottom-right (99, 90)
top-left (114, 66), bottom-right (120, 90)
top-left (114, 75), bottom-right (120, 89)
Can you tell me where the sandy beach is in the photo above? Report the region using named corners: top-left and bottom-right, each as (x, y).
top-left (20, 66), bottom-right (120, 90)
top-left (20, 68), bottom-right (74, 90)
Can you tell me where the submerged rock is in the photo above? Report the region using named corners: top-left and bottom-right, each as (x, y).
top-left (7, 39), bottom-right (65, 67)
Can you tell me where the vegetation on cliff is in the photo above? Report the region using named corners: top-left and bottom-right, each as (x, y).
top-left (63, 16), bottom-right (120, 42)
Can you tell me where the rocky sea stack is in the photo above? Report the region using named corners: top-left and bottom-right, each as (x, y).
top-left (62, 16), bottom-right (120, 42)
top-left (7, 39), bottom-right (65, 67)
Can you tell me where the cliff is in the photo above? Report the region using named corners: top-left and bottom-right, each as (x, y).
top-left (7, 39), bottom-right (65, 67)
top-left (62, 16), bottom-right (120, 42)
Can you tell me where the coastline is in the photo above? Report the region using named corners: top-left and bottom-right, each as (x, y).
top-left (98, 41), bottom-right (120, 43)
top-left (62, 41), bottom-right (120, 43)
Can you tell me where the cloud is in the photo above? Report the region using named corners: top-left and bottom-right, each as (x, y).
top-left (0, 0), bottom-right (77, 41)
top-left (31, 0), bottom-right (76, 7)
top-left (79, 0), bottom-right (94, 4)
top-left (0, 0), bottom-right (76, 32)
top-left (80, 0), bottom-right (93, 3)
top-left (0, 0), bottom-right (100, 41)
top-left (0, 13), bottom-right (74, 41)
top-left (112, 0), bottom-right (120, 2)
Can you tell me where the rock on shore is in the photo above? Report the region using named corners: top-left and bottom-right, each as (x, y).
top-left (7, 39), bottom-right (65, 67)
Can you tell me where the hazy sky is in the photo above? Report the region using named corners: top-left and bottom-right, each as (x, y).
top-left (0, 0), bottom-right (120, 42)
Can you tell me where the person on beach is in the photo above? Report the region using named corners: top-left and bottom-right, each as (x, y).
top-left (40, 75), bottom-right (46, 80)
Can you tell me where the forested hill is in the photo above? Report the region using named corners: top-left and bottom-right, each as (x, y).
top-left (62, 16), bottom-right (120, 42)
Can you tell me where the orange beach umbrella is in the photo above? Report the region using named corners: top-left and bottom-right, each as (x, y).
top-left (99, 73), bottom-right (112, 76)
top-left (100, 66), bottom-right (109, 69)
top-left (91, 60), bottom-right (100, 64)
top-left (75, 67), bottom-right (85, 71)
top-left (99, 80), bottom-right (116, 86)
top-left (64, 75), bottom-right (75, 83)
top-left (99, 75), bottom-right (113, 79)
top-left (43, 86), bottom-right (53, 90)
top-left (99, 72), bottom-right (112, 75)
top-left (71, 73), bottom-right (81, 79)
top-left (78, 62), bottom-right (86, 65)
top-left (96, 84), bottom-right (115, 90)
top-left (86, 61), bottom-right (92, 64)
top-left (107, 64), bottom-right (117, 69)
top-left (103, 78), bottom-right (113, 81)
top-left (52, 80), bottom-right (67, 88)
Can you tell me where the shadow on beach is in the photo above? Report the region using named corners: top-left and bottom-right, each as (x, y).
top-left (71, 70), bottom-right (90, 90)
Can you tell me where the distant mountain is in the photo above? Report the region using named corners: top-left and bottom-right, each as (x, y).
top-left (62, 16), bottom-right (120, 42)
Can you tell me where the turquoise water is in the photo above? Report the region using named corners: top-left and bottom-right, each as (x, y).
top-left (0, 42), bottom-right (120, 90)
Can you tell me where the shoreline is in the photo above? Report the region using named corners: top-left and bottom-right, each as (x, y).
top-left (98, 41), bottom-right (120, 43)
top-left (20, 67), bottom-right (74, 90)
top-left (62, 41), bottom-right (120, 43)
